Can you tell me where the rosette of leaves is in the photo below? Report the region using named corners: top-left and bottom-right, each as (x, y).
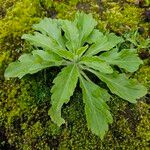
top-left (4, 12), bottom-right (147, 139)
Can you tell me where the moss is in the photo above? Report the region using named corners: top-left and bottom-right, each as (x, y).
top-left (102, 3), bottom-right (142, 33)
top-left (0, 0), bottom-right (149, 149)
top-left (136, 102), bottom-right (150, 148)
top-left (0, 52), bottom-right (8, 68)
top-left (0, 0), bottom-right (43, 45)
top-left (135, 65), bottom-right (150, 87)
top-left (0, 51), bottom-right (10, 79)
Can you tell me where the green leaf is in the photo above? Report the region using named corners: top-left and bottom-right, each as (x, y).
top-left (56, 50), bottom-right (74, 61)
top-left (85, 33), bottom-right (124, 56)
top-left (76, 45), bottom-right (88, 57)
top-left (32, 50), bottom-right (62, 62)
top-left (4, 51), bottom-right (62, 79)
top-left (86, 29), bottom-right (104, 44)
top-left (49, 65), bottom-right (79, 126)
top-left (22, 32), bottom-right (60, 51)
top-left (74, 12), bottom-right (97, 45)
top-left (80, 56), bottom-right (113, 74)
top-left (99, 49), bottom-right (143, 72)
top-left (93, 71), bottom-right (147, 103)
top-left (60, 20), bottom-right (80, 52)
top-left (22, 32), bottom-right (74, 60)
top-left (33, 18), bottom-right (65, 49)
top-left (80, 76), bottom-right (113, 139)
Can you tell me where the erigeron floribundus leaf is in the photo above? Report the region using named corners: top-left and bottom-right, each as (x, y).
top-left (80, 56), bottom-right (113, 74)
top-left (33, 18), bottom-right (65, 49)
top-left (32, 50), bottom-right (61, 62)
top-left (89, 70), bottom-right (147, 103)
top-left (22, 33), bottom-right (74, 60)
top-left (85, 33), bottom-right (124, 56)
top-left (4, 11), bottom-right (147, 140)
top-left (59, 20), bottom-right (80, 53)
top-left (22, 32), bottom-right (61, 51)
top-left (76, 45), bottom-right (88, 57)
top-left (4, 50), bottom-right (62, 79)
top-left (86, 29), bottom-right (104, 44)
top-left (99, 48), bottom-right (143, 72)
top-left (99, 73), bottom-right (147, 103)
top-left (80, 76), bottom-right (113, 139)
top-left (74, 11), bottom-right (97, 45)
top-left (48, 65), bottom-right (79, 126)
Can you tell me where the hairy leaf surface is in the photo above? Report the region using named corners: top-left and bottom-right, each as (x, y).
top-left (22, 32), bottom-right (60, 51)
top-left (76, 45), bottom-right (88, 57)
top-left (32, 50), bottom-right (62, 62)
top-left (94, 72), bottom-right (147, 103)
top-left (22, 33), bottom-right (74, 60)
top-left (75, 12), bottom-right (97, 45)
top-left (85, 33), bottom-right (124, 56)
top-left (80, 56), bottom-right (113, 74)
top-left (99, 49), bottom-right (143, 72)
top-left (86, 29), bottom-right (104, 44)
top-left (33, 18), bottom-right (65, 49)
top-left (80, 77), bottom-right (113, 139)
top-left (49, 65), bottom-right (79, 126)
top-left (60, 20), bottom-right (79, 52)
top-left (5, 51), bottom-right (62, 79)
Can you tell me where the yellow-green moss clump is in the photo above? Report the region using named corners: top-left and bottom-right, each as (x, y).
top-left (102, 3), bottom-right (142, 33)
top-left (135, 65), bottom-right (150, 87)
top-left (0, 0), bottom-right (42, 44)
top-left (0, 0), bottom-right (149, 149)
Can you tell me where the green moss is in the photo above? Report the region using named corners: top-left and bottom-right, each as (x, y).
top-left (45, 120), bottom-right (61, 136)
top-left (0, 0), bottom-right (43, 45)
top-left (0, 52), bottom-right (8, 68)
top-left (0, 0), bottom-right (149, 149)
top-left (102, 3), bottom-right (143, 33)
top-left (135, 65), bottom-right (150, 87)
top-left (0, 51), bottom-right (10, 78)
top-left (136, 102), bottom-right (150, 148)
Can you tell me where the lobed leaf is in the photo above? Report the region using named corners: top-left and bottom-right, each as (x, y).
top-left (74, 11), bottom-right (97, 46)
top-left (33, 18), bottom-right (65, 49)
top-left (22, 32), bottom-right (60, 52)
top-left (85, 33), bottom-right (124, 56)
top-left (32, 50), bottom-right (62, 62)
top-left (4, 50), bottom-right (62, 79)
top-left (4, 11), bottom-right (147, 139)
top-left (59, 20), bottom-right (80, 53)
top-left (80, 76), bottom-right (113, 139)
top-left (22, 33), bottom-right (74, 60)
top-left (99, 49), bottom-right (143, 72)
top-left (91, 71), bottom-right (147, 103)
top-left (48, 65), bottom-right (79, 126)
